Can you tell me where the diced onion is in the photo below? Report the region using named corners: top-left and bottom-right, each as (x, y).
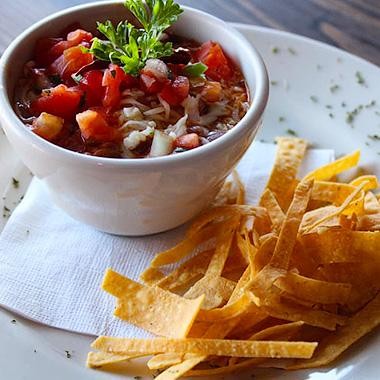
top-left (149, 130), bottom-right (174, 157)
top-left (158, 95), bottom-right (171, 120)
top-left (165, 114), bottom-right (188, 138)
top-left (144, 59), bottom-right (169, 80)
top-left (143, 107), bottom-right (166, 116)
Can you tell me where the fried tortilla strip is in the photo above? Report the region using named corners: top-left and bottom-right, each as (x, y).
top-left (102, 269), bottom-right (204, 338)
top-left (151, 206), bottom-right (265, 267)
top-left (357, 214), bottom-right (380, 231)
top-left (189, 322), bottom-right (305, 376)
top-left (183, 218), bottom-right (239, 308)
top-left (148, 353), bottom-right (185, 370)
top-left (303, 182), bottom-right (366, 234)
top-left (300, 205), bottom-right (340, 233)
top-left (204, 216), bottom-right (240, 278)
top-left (300, 230), bottom-right (380, 264)
top-left (270, 179), bottom-right (314, 270)
top-left (149, 222), bottom-right (221, 268)
top-left (229, 321), bottom-right (305, 366)
top-left (311, 176), bottom-right (378, 205)
top-left (288, 292), bottom-right (380, 369)
top-left (86, 352), bottom-right (138, 368)
top-left (262, 137), bottom-right (308, 211)
top-left (314, 262), bottom-right (380, 313)
top-left (228, 267), bottom-right (251, 303)
top-left (183, 276), bottom-right (237, 310)
top-left (139, 267), bottom-right (165, 286)
top-left (248, 321), bottom-right (305, 341)
top-left (252, 234), bottom-right (277, 274)
top-left (312, 182), bottom-right (356, 204)
top-left (350, 175), bottom-right (379, 190)
top-left (196, 293), bottom-right (252, 322)
top-left (260, 294), bottom-right (346, 331)
top-left (151, 317), bottom-right (242, 375)
top-left (154, 356), bottom-right (203, 379)
top-left (92, 337), bottom-right (317, 359)
top-left (186, 358), bottom-right (266, 377)
top-left (147, 250), bottom-right (214, 292)
top-left (260, 189), bottom-right (286, 233)
top-left (364, 192), bottom-right (380, 213)
top-left (303, 150), bottom-right (360, 181)
top-left (274, 272), bottom-right (352, 305)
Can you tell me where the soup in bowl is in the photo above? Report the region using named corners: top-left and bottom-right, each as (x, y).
top-left (0, 0), bottom-right (269, 235)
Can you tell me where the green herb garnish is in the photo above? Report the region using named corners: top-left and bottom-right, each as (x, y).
top-left (278, 116), bottom-right (286, 122)
top-left (310, 95), bottom-right (318, 103)
top-left (330, 84), bottom-right (340, 93)
top-left (271, 46), bottom-right (279, 54)
top-left (346, 104), bottom-right (364, 126)
top-left (12, 177), bottom-right (19, 189)
top-left (355, 71), bottom-right (366, 86)
top-left (368, 134), bottom-right (380, 141)
top-left (365, 100), bottom-right (376, 108)
top-left (89, 0), bottom-right (183, 75)
top-left (286, 129), bottom-right (297, 136)
top-left (71, 73), bottom-right (83, 83)
top-left (183, 62), bottom-right (208, 77)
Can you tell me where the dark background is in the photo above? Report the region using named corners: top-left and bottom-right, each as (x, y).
top-left (0, 0), bottom-right (379, 65)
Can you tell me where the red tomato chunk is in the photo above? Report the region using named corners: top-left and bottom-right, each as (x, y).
top-left (102, 64), bottom-right (136, 108)
top-left (76, 110), bottom-right (120, 142)
top-left (32, 84), bottom-right (82, 121)
top-left (50, 46), bottom-right (93, 81)
top-left (79, 70), bottom-right (105, 107)
top-left (175, 133), bottom-right (200, 150)
top-left (197, 41), bottom-right (232, 81)
top-left (160, 76), bottom-right (189, 106)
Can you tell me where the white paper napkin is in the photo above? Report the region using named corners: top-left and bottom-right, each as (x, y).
top-left (0, 142), bottom-right (334, 337)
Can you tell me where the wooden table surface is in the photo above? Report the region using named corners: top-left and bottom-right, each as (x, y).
top-left (0, 0), bottom-right (379, 66)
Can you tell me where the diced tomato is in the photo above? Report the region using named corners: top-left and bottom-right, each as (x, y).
top-left (197, 41), bottom-right (232, 81)
top-left (50, 46), bottom-right (93, 81)
top-left (167, 63), bottom-right (186, 77)
top-left (76, 110), bottom-right (119, 142)
top-left (159, 76), bottom-right (190, 106)
top-left (140, 72), bottom-right (166, 94)
top-left (32, 84), bottom-right (82, 120)
top-left (102, 64), bottom-right (135, 108)
top-left (67, 29), bottom-right (93, 45)
top-left (175, 133), bottom-right (200, 150)
top-left (202, 81), bottom-right (222, 102)
top-left (48, 29), bottom-right (93, 63)
top-left (34, 37), bottom-right (64, 66)
top-left (79, 70), bottom-right (105, 107)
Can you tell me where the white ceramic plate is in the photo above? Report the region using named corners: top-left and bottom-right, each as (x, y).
top-left (1, 24), bottom-right (380, 380)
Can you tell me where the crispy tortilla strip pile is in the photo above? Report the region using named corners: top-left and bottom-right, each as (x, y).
top-left (88, 137), bottom-right (380, 379)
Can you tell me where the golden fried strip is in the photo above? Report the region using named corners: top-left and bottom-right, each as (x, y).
top-left (92, 337), bottom-right (317, 359)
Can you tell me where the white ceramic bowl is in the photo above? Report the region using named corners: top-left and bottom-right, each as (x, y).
top-left (0, 1), bottom-right (269, 236)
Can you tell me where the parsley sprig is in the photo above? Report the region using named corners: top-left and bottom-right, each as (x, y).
top-left (89, 0), bottom-right (183, 75)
